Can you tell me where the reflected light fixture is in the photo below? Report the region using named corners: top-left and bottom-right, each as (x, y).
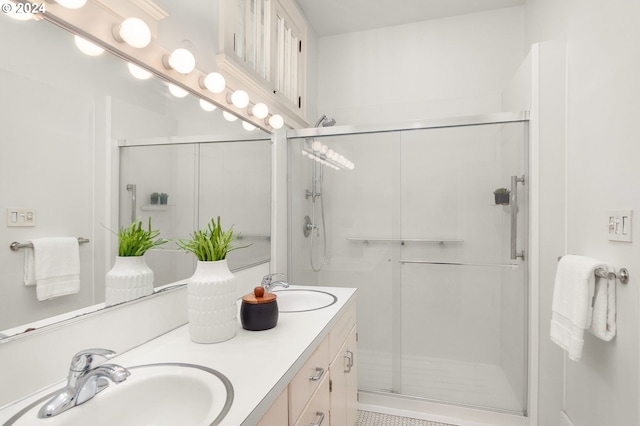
top-left (6, 1), bottom-right (34, 20)
top-left (113, 18), bottom-right (151, 48)
top-left (50, 0), bottom-right (87, 9)
top-left (127, 63), bottom-right (152, 80)
top-left (199, 99), bottom-right (217, 112)
top-left (74, 35), bottom-right (104, 56)
top-left (163, 48), bottom-right (195, 74)
top-left (242, 121), bottom-right (256, 131)
top-left (200, 72), bottom-right (226, 94)
top-left (268, 114), bottom-right (284, 129)
top-left (168, 83), bottom-right (188, 98)
top-left (251, 103), bottom-right (269, 119)
top-left (229, 90), bottom-right (250, 108)
top-left (222, 111), bottom-right (238, 122)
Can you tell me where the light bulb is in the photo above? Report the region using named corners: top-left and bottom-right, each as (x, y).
top-left (320, 145), bottom-right (329, 155)
top-left (127, 63), bottom-right (152, 80)
top-left (301, 150), bottom-right (308, 157)
top-left (312, 141), bottom-right (322, 152)
top-left (200, 72), bottom-right (225, 93)
top-left (251, 103), bottom-right (269, 119)
top-left (6, 1), bottom-right (33, 20)
top-left (223, 111), bottom-right (238, 122)
top-left (114, 18), bottom-right (151, 48)
top-left (242, 121), bottom-right (256, 131)
top-left (230, 90), bottom-right (250, 108)
top-left (54, 0), bottom-right (87, 9)
top-left (268, 114), bottom-right (284, 129)
top-left (199, 99), bottom-right (217, 112)
top-left (74, 35), bottom-right (104, 56)
top-left (163, 48), bottom-right (195, 74)
top-left (168, 83), bottom-right (188, 98)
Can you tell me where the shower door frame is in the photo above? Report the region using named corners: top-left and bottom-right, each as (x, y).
top-left (286, 110), bottom-right (532, 417)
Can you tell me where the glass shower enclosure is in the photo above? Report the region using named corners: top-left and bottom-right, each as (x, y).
top-left (288, 113), bottom-right (529, 415)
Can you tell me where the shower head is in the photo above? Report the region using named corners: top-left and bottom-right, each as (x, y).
top-left (314, 114), bottom-right (336, 127)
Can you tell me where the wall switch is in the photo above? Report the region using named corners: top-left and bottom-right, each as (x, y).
top-left (7, 208), bottom-right (36, 227)
top-left (608, 210), bottom-right (632, 242)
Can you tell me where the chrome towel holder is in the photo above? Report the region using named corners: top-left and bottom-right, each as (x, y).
top-left (9, 237), bottom-right (90, 251)
top-left (557, 256), bottom-right (629, 285)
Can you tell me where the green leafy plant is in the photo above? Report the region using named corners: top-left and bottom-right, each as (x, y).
top-left (177, 216), bottom-right (249, 261)
top-left (117, 218), bottom-right (168, 256)
top-left (493, 187), bottom-right (510, 195)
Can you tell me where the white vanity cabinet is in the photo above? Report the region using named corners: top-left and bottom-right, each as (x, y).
top-left (257, 302), bottom-right (357, 426)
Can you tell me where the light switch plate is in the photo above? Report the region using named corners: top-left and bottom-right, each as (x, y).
top-left (608, 210), bottom-right (632, 242)
top-left (7, 208), bottom-right (36, 227)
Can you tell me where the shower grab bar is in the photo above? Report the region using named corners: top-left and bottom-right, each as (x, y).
top-left (348, 237), bottom-right (463, 246)
top-left (399, 259), bottom-right (519, 268)
top-left (10, 237), bottom-right (90, 251)
top-left (510, 175), bottom-right (526, 260)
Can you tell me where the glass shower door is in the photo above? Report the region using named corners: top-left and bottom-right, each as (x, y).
top-left (396, 122), bottom-right (528, 413)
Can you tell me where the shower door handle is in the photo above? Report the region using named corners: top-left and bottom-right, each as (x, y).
top-left (510, 175), bottom-right (525, 261)
top-left (126, 184), bottom-right (136, 224)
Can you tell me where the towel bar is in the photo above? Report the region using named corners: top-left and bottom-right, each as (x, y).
top-left (557, 256), bottom-right (629, 285)
top-left (9, 237), bottom-right (90, 251)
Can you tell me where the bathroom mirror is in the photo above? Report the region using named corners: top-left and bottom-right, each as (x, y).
top-left (0, 15), bottom-right (271, 338)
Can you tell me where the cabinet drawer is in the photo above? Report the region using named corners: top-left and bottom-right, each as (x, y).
top-left (293, 374), bottom-right (330, 426)
top-left (257, 387), bottom-right (288, 426)
top-left (289, 336), bottom-right (329, 424)
top-left (329, 303), bottom-right (356, 362)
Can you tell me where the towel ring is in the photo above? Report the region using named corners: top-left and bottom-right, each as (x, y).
top-left (557, 255), bottom-right (629, 285)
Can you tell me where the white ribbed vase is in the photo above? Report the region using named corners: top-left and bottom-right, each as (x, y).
top-left (105, 256), bottom-right (154, 307)
top-left (188, 259), bottom-right (237, 344)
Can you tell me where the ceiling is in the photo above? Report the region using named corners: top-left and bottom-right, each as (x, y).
top-left (295, 0), bottom-right (525, 37)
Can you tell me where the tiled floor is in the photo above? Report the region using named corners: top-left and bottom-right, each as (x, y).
top-left (355, 410), bottom-right (456, 426)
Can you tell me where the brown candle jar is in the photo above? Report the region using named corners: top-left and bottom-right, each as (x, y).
top-left (241, 287), bottom-right (278, 331)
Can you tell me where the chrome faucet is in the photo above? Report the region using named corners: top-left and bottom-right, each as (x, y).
top-left (261, 273), bottom-right (290, 293)
top-left (38, 348), bottom-right (130, 418)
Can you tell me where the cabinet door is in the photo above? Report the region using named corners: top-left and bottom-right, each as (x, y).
top-left (330, 326), bottom-right (358, 426)
top-left (257, 387), bottom-right (289, 426)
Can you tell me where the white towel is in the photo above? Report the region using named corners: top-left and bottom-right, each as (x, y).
top-left (550, 255), bottom-right (608, 361)
top-left (588, 268), bottom-right (616, 341)
top-left (24, 237), bottom-right (80, 301)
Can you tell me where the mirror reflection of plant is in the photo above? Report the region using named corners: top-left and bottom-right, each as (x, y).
top-left (177, 216), bottom-right (250, 261)
top-left (117, 217), bottom-right (168, 256)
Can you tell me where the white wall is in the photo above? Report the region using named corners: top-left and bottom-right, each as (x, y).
top-left (525, 1), bottom-right (640, 425)
top-left (316, 7), bottom-right (526, 125)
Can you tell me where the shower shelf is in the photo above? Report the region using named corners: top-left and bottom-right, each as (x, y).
top-left (347, 238), bottom-right (463, 246)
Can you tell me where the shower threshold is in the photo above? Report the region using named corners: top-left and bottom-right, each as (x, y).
top-left (358, 391), bottom-right (527, 426)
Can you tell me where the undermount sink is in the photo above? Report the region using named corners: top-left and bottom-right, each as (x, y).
top-left (273, 289), bottom-right (337, 312)
top-left (5, 363), bottom-right (233, 426)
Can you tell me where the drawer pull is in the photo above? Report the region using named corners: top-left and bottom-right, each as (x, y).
top-left (309, 367), bottom-right (325, 381)
top-left (309, 411), bottom-right (325, 426)
top-left (344, 350), bottom-right (354, 373)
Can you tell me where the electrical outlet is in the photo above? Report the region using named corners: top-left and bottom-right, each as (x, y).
top-left (7, 208), bottom-right (36, 227)
top-left (608, 210), bottom-right (632, 242)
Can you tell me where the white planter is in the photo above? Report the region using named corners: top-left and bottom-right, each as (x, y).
top-left (188, 259), bottom-right (237, 344)
top-left (105, 256), bottom-right (154, 307)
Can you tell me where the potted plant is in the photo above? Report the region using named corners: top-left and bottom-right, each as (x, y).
top-left (493, 187), bottom-right (511, 205)
top-left (178, 216), bottom-right (249, 343)
top-left (150, 192), bottom-right (160, 205)
top-left (105, 218), bottom-right (168, 306)
top-left (159, 192), bottom-right (169, 205)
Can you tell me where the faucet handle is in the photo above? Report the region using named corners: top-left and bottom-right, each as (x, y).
top-left (69, 348), bottom-right (116, 373)
top-left (261, 273), bottom-right (285, 286)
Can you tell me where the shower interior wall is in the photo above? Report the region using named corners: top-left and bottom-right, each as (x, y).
top-left (289, 119), bottom-right (527, 412)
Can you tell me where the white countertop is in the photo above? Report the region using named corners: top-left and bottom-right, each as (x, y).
top-left (0, 285), bottom-right (357, 425)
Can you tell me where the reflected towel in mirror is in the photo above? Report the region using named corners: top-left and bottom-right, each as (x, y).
top-left (24, 237), bottom-right (80, 301)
